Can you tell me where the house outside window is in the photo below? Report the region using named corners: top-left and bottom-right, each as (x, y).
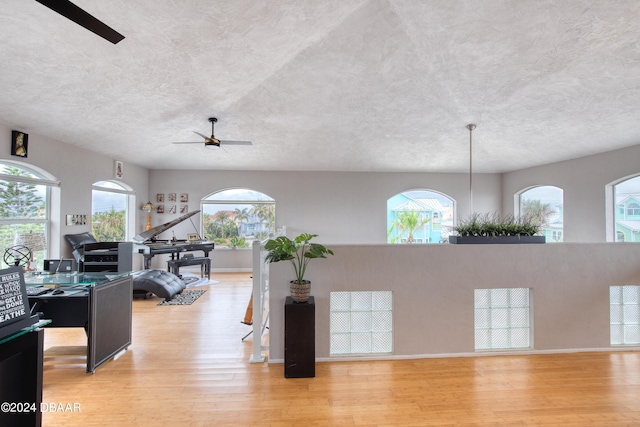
top-left (627, 203), bottom-right (640, 216)
top-left (613, 176), bottom-right (640, 242)
top-left (519, 186), bottom-right (563, 242)
top-left (0, 162), bottom-right (57, 269)
top-left (202, 188), bottom-right (275, 249)
top-left (387, 190), bottom-right (454, 244)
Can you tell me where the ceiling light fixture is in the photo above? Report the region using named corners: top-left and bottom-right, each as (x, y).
top-left (466, 124), bottom-right (476, 216)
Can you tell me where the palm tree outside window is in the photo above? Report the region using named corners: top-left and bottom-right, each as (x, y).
top-left (387, 189), bottom-right (455, 244)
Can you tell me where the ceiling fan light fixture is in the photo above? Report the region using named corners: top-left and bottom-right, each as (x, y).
top-left (204, 138), bottom-right (221, 149)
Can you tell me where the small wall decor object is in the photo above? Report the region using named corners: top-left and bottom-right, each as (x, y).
top-left (180, 193), bottom-right (189, 203)
top-left (180, 204), bottom-right (188, 214)
top-left (168, 204), bottom-right (176, 214)
top-left (66, 214), bottom-right (88, 225)
top-left (156, 193), bottom-right (164, 203)
top-left (114, 160), bottom-right (123, 179)
top-left (156, 205), bottom-right (164, 213)
top-left (168, 193), bottom-right (176, 202)
top-left (11, 130), bottom-right (28, 158)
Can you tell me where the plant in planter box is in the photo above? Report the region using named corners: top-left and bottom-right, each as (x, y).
top-left (449, 212), bottom-right (544, 244)
top-left (264, 233), bottom-right (334, 302)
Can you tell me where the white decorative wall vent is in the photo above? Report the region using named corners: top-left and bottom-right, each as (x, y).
top-left (330, 291), bottom-right (393, 355)
top-left (474, 288), bottom-right (531, 350)
top-left (611, 285), bottom-right (640, 345)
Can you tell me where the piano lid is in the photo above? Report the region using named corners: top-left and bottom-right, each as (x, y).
top-left (132, 210), bottom-right (200, 243)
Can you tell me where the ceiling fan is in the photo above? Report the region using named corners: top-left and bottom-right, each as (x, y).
top-left (35, 0), bottom-right (125, 44)
top-left (172, 118), bottom-right (252, 149)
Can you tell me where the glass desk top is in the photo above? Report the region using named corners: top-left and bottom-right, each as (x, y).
top-left (24, 272), bottom-right (131, 288)
top-left (0, 319), bottom-right (52, 345)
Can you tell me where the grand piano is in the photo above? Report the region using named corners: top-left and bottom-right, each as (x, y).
top-left (132, 210), bottom-right (214, 269)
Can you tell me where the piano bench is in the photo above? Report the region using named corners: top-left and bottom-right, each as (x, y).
top-left (167, 257), bottom-right (211, 280)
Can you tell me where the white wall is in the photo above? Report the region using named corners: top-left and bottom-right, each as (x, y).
top-left (268, 243), bottom-right (640, 362)
top-left (0, 123), bottom-right (150, 261)
top-left (148, 169), bottom-right (503, 269)
top-left (503, 144), bottom-right (640, 242)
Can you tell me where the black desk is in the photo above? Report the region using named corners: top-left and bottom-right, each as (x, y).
top-left (0, 320), bottom-right (50, 427)
top-left (26, 273), bottom-right (132, 373)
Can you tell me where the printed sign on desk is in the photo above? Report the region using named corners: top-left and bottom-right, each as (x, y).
top-left (0, 267), bottom-right (35, 339)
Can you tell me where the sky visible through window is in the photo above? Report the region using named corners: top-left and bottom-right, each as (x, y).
top-left (92, 181), bottom-right (127, 214)
top-left (520, 186), bottom-right (562, 208)
top-left (615, 176), bottom-right (640, 202)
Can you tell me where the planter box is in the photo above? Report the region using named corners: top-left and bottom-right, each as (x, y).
top-left (448, 235), bottom-right (546, 244)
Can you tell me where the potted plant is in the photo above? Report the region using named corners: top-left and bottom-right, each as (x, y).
top-left (264, 233), bottom-right (334, 302)
top-left (449, 212), bottom-right (545, 244)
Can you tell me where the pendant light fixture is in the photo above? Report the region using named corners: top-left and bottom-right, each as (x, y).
top-left (466, 124), bottom-right (476, 216)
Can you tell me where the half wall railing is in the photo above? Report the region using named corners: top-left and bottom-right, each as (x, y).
top-left (249, 226), bottom-right (285, 363)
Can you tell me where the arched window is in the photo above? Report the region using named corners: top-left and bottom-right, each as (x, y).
top-left (0, 161), bottom-right (58, 269)
top-left (518, 186), bottom-right (563, 242)
top-left (92, 180), bottom-right (135, 241)
top-left (613, 175), bottom-right (640, 242)
top-left (202, 188), bottom-right (275, 248)
top-left (387, 189), bottom-right (455, 244)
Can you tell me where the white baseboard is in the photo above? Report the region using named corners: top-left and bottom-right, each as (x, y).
top-left (211, 267), bottom-right (253, 273)
top-left (267, 346), bottom-right (640, 365)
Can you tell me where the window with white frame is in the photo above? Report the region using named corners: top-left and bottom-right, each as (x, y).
top-left (202, 188), bottom-right (275, 248)
top-left (387, 189), bottom-right (455, 244)
top-left (475, 288), bottom-right (531, 350)
top-left (330, 291), bottom-right (393, 355)
top-left (0, 162), bottom-right (57, 269)
top-left (610, 285), bottom-right (640, 345)
top-left (519, 186), bottom-right (563, 242)
top-left (92, 180), bottom-right (134, 241)
top-left (612, 176), bottom-right (640, 242)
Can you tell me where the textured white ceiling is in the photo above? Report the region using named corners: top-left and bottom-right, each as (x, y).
top-left (1, 0), bottom-right (640, 173)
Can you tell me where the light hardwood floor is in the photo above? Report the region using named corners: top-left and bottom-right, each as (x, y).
top-left (41, 272), bottom-right (640, 426)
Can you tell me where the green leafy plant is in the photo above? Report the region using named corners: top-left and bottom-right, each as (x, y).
top-left (453, 212), bottom-right (542, 237)
top-left (229, 236), bottom-right (249, 249)
top-left (264, 233), bottom-right (334, 284)
top-left (387, 210), bottom-right (431, 243)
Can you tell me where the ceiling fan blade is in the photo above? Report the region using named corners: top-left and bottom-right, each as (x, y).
top-left (220, 140), bottom-right (253, 146)
top-left (35, 0), bottom-right (125, 44)
top-left (192, 131), bottom-right (209, 140)
top-left (171, 141), bottom-right (202, 145)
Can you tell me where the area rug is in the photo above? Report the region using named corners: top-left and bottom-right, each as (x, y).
top-left (181, 273), bottom-right (219, 288)
top-left (158, 289), bottom-right (206, 306)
